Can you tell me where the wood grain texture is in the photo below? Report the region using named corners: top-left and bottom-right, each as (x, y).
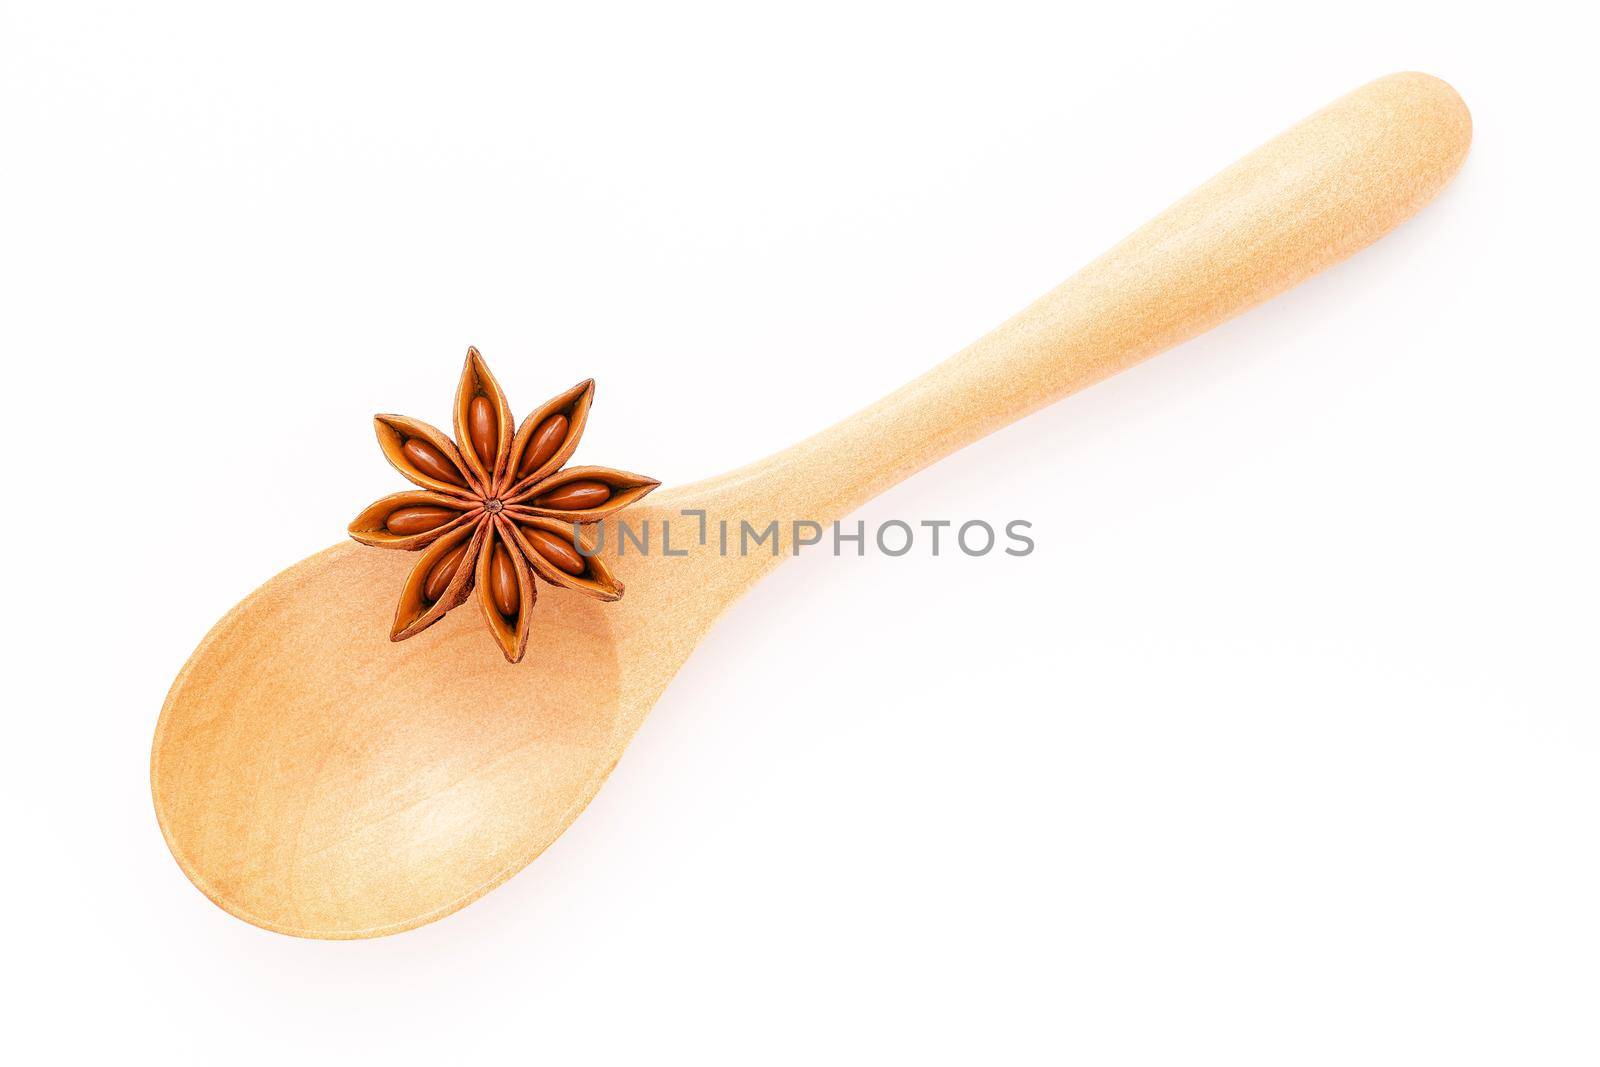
top-left (152, 73), bottom-right (1471, 938)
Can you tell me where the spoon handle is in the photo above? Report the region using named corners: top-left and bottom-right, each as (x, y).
top-left (688, 72), bottom-right (1469, 533)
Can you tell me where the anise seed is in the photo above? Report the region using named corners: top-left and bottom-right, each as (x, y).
top-left (523, 528), bottom-right (586, 575)
top-left (385, 506), bottom-right (456, 535)
top-left (516, 413), bottom-right (568, 478)
top-left (490, 544), bottom-right (519, 616)
top-left (402, 438), bottom-right (466, 487)
top-left (533, 479), bottom-right (610, 510)
top-left (423, 541), bottom-right (471, 601)
top-left (468, 395), bottom-right (497, 468)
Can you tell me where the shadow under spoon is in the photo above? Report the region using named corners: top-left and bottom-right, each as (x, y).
top-left (152, 72), bottom-right (1472, 938)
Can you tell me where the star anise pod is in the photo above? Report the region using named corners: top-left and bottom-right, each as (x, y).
top-left (349, 348), bottom-right (659, 662)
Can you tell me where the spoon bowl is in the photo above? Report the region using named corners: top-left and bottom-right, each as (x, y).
top-left (153, 497), bottom-right (718, 938)
top-left (153, 72), bottom-right (1472, 937)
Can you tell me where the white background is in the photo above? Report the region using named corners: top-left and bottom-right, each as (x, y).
top-left (4, 1), bottom-right (1597, 1062)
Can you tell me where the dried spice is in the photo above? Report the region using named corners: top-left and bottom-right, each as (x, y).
top-left (349, 348), bottom-right (659, 662)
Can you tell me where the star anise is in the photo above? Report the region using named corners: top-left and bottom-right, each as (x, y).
top-left (349, 348), bottom-right (659, 662)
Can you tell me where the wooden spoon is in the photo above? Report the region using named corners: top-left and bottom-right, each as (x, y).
top-left (152, 72), bottom-right (1471, 938)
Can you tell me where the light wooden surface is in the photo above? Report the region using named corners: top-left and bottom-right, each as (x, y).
top-left (151, 72), bottom-right (1471, 938)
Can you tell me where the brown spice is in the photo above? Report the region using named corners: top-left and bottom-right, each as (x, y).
top-left (348, 347), bottom-right (659, 662)
top-left (401, 438), bottom-right (464, 486)
top-left (423, 541), bottom-right (471, 602)
top-left (533, 480), bottom-right (611, 510)
top-left (489, 544), bottom-right (518, 616)
top-left (522, 527), bottom-right (587, 575)
top-left (516, 413), bottom-right (568, 478)
top-left (384, 506), bottom-right (457, 535)
top-left (467, 395), bottom-right (498, 467)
